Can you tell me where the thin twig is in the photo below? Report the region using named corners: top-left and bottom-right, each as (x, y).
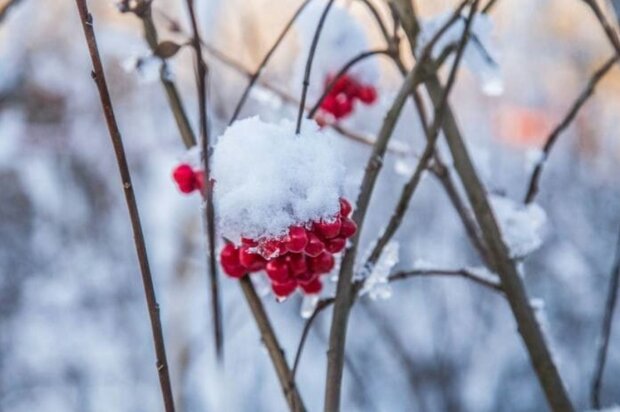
top-left (399, 1), bottom-right (575, 409)
top-left (295, 0), bottom-right (335, 134)
top-left (364, 6), bottom-right (475, 270)
top-left (590, 227), bottom-right (620, 409)
top-left (583, 0), bottom-right (620, 56)
top-left (239, 277), bottom-right (306, 412)
top-left (73, 1), bottom-right (175, 410)
top-left (291, 297), bottom-right (334, 379)
top-left (0, 0), bottom-right (22, 23)
top-left (523, 55), bottom-right (617, 204)
top-left (307, 49), bottom-right (391, 118)
top-left (229, 0), bottom-right (312, 124)
top-left (184, 0), bottom-right (223, 362)
top-left (481, 0), bottom-right (499, 14)
top-left (356, 0), bottom-right (391, 42)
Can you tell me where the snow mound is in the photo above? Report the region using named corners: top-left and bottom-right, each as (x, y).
top-left (212, 116), bottom-right (345, 241)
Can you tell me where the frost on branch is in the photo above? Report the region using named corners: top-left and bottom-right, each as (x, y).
top-left (359, 241), bottom-right (399, 300)
top-left (212, 116), bottom-right (345, 241)
top-left (418, 10), bottom-right (503, 96)
top-left (490, 194), bottom-right (548, 258)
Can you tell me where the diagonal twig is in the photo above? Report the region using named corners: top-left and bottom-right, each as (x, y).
top-left (73, 1), bottom-right (175, 410)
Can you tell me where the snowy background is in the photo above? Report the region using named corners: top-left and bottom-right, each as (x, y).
top-left (1, 0), bottom-right (620, 411)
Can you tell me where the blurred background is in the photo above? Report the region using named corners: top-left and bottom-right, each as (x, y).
top-left (1, 0), bottom-right (620, 411)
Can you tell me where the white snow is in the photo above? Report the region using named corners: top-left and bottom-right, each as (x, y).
top-left (212, 116), bottom-right (345, 241)
top-left (359, 241), bottom-right (399, 300)
top-left (418, 10), bottom-right (503, 96)
top-left (490, 194), bottom-right (548, 258)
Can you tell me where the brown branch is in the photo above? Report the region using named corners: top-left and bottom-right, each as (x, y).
top-left (394, 2), bottom-right (575, 409)
top-left (295, 0), bottom-right (336, 134)
top-left (229, 0), bottom-right (312, 124)
top-left (356, 0), bottom-right (391, 43)
top-left (183, 0), bottom-right (223, 363)
top-left (73, 1), bottom-right (175, 410)
top-left (590, 226), bottom-right (620, 409)
top-left (481, 0), bottom-right (499, 14)
top-left (307, 48), bottom-right (392, 118)
top-left (239, 277), bottom-right (306, 412)
top-left (523, 55), bottom-right (617, 204)
top-left (0, 0), bottom-right (22, 23)
top-left (583, 0), bottom-right (620, 56)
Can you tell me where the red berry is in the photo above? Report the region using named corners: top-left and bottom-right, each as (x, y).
top-left (284, 226), bottom-right (308, 253)
top-left (309, 251), bottom-right (335, 274)
top-left (265, 258), bottom-right (290, 284)
top-left (194, 170), bottom-right (205, 192)
top-left (259, 238), bottom-right (286, 259)
top-left (331, 75), bottom-right (351, 94)
top-left (314, 218), bottom-right (341, 239)
top-left (300, 278), bottom-right (322, 294)
top-left (286, 253), bottom-right (308, 276)
top-left (241, 238), bottom-right (258, 247)
top-left (339, 217), bottom-right (357, 239)
top-left (296, 270), bottom-right (317, 285)
top-left (320, 95), bottom-right (338, 116)
top-left (239, 246), bottom-right (266, 271)
top-left (334, 95), bottom-right (353, 119)
top-left (325, 237), bottom-right (346, 253)
top-left (358, 86), bottom-right (377, 104)
top-left (272, 279), bottom-right (297, 298)
top-left (172, 164), bottom-right (197, 194)
top-left (220, 244), bottom-right (246, 278)
top-left (304, 232), bottom-right (325, 257)
top-left (339, 198), bottom-right (352, 217)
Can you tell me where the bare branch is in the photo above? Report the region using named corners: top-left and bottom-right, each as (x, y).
top-left (73, 1), bottom-right (175, 410)
top-left (591, 226), bottom-right (620, 409)
top-left (229, 0), bottom-right (312, 124)
top-left (0, 0), bottom-right (22, 23)
top-left (295, 0), bottom-right (336, 134)
top-left (583, 0), bottom-right (620, 56)
top-left (389, 268), bottom-right (502, 292)
top-left (239, 277), bottom-right (306, 412)
top-left (523, 55), bottom-right (617, 204)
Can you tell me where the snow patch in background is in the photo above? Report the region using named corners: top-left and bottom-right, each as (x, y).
top-left (212, 116), bottom-right (345, 241)
top-left (359, 241), bottom-right (399, 300)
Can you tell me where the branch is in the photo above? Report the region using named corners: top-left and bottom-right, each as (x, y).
top-left (523, 55), bottom-right (617, 204)
top-left (73, 1), bottom-right (175, 410)
top-left (183, 0), bottom-right (223, 362)
top-left (239, 277), bottom-right (306, 412)
top-left (229, 0), bottom-right (312, 124)
top-left (583, 0), bottom-right (620, 56)
top-left (295, 0), bottom-right (336, 134)
top-left (590, 227), bottom-right (620, 409)
top-left (0, 0), bottom-right (22, 23)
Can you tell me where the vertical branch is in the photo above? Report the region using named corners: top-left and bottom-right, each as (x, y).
top-left (229, 0), bottom-right (312, 124)
top-left (295, 0), bottom-right (336, 134)
top-left (184, 0), bottom-right (223, 361)
top-left (73, 1), bottom-right (176, 411)
top-left (239, 277), bottom-right (306, 412)
top-left (591, 227), bottom-right (620, 409)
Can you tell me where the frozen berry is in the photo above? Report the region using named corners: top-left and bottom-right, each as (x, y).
top-left (309, 252), bottom-right (335, 274)
top-left (239, 246), bottom-right (266, 271)
top-left (286, 253), bottom-right (308, 276)
top-left (265, 258), bottom-right (290, 284)
top-left (284, 226), bottom-right (308, 253)
top-left (241, 237), bottom-right (258, 247)
top-left (172, 164), bottom-right (197, 193)
top-left (314, 218), bottom-right (342, 239)
top-left (220, 244), bottom-right (246, 278)
top-left (339, 198), bottom-right (352, 217)
top-left (339, 217), bottom-right (357, 238)
top-left (272, 279), bottom-right (297, 298)
top-left (304, 232), bottom-right (325, 257)
top-left (325, 237), bottom-right (346, 253)
top-left (358, 86), bottom-right (377, 104)
top-left (300, 278), bottom-right (322, 295)
top-left (260, 238), bottom-right (286, 259)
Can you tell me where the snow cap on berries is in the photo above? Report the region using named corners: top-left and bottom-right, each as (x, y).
top-left (212, 116), bottom-right (345, 241)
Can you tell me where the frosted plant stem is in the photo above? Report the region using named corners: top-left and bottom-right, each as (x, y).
top-left (229, 0), bottom-right (313, 125)
top-left (73, 1), bottom-right (175, 410)
top-left (523, 55), bottom-right (617, 203)
top-left (239, 277), bottom-right (306, 412)
top-left (295, 0), bottom-right (336, 134)
top-left (394, 2), bottom-right (575, 410)
top-left (590, 228), bottom-right (620, 409)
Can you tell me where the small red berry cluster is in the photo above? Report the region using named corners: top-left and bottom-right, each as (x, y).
top-left (172, 164), bottom-right (205, 194)
top-left (220, 198), bottom-right (357, 298)
top-left (319, 74), bottom-right (377, 121)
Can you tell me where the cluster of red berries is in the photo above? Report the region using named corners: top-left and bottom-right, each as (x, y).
top-left (172, 164), bottom-right (205, 194)
top-left (319, 74), bottom-right (377, 121)
top-left (220, 198), bottom-right (357, 298)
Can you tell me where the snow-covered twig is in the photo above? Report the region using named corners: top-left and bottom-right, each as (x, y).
top-left (389, 268), bottom-right (502, 292)
top-left (591, 228), bottom-right (620, 409)
top-left (73, 2), bottom-right (176, 410)
top-left (523, 55), bottom-right (617, 204)
top-left (229, 0), bottom-right (312, 125)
